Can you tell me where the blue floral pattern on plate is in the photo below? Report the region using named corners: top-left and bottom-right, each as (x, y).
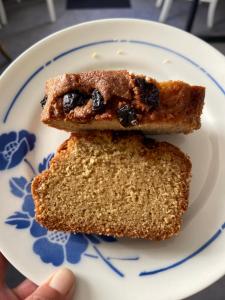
top-left (0, 130), bottom-right (35, 170)
top-left (5, 145), bottom-right (138, 276)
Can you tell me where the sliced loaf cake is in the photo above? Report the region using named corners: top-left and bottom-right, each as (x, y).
top-left (41, 70), bottom-right (205, 134)
top-left (32, 132), bottom-right (191, 240)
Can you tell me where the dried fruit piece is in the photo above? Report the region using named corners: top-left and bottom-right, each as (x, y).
top-left (63, 91), bottom-right (88, 113)
top-left (117, 104), bottom-right (137, 127)
top-left (40, 96), bottom-right (47, 108)
top-left (92, 89), bottom-right (105, 112)
top-left (135, 78), bottom-right (160, 109)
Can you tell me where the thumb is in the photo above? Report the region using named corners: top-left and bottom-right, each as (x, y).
top-left (26, 268), bottom-right (75, 300)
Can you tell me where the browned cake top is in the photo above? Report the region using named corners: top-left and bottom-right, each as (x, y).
top-left (45, 70), bottom-right (131, 100)
top-left (41, 70), bottom-right (205, 129)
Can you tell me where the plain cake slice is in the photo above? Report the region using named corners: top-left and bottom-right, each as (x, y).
top-left (32, 132), bottom-right (191, 240)
top-left (41, 70), bottom-right (205, 134)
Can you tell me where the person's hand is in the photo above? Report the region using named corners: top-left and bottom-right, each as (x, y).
top-left (0, 252), bottom-right (75, 300)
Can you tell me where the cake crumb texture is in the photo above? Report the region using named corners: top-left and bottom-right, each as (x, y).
top-left (32, 131), bottom-right (191, 240)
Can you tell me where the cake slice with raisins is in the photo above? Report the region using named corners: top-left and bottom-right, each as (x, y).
top-left (41, 70), bottom-right (205, 134)
top-left (31, 131), bottom-right (191, 240)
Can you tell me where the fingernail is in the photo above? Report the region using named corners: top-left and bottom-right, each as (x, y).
top-left (49, 268), bottom-right (75, 296)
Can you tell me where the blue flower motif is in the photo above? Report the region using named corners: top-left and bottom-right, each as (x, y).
top-left (5, 211), bottom-right (31, 229)
top-left (23, 193), bottom-right (35, 218)
top-left (33, 231), bottom-right (88, 266)
top-left (0, 130), bottom-right (36, 170)
top-left (30, 219), bottom-right (116, 266)
top-left (38, 153), bottom-right (53, 173)
top-left (9, 177), bottom-right (34, 217)
top-left (30, 219), bottom-right (48, 237)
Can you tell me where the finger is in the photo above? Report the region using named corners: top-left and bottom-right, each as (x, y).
top-left (25, 268), bottom-right (75, 300)
top-left (0, 253), bottom-right (8, 285)
top-left (0, 286), bottom-right (18, 300)
top-left (13, 279), bottom-right (37, 299)
top-left (65, 284), bottom-right (76, 300)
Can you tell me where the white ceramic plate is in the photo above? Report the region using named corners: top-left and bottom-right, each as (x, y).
top-left (0, 19), bottom-right (225, 300)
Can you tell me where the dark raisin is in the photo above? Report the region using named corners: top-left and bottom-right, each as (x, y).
top-left (92, 89), bottom-right (105, 112)
top-left (40, 96), bottom-right (47, 108)
top-left (117, 104), bottom-right (137, 127)
top-left (63, 91), bottom-right (88, 113)
top-left (135, 78), bottom-right (160, 109)
top-left (135, 78), bottom-right (146, 90)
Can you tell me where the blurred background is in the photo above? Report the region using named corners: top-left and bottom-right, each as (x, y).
top-left (1, 1), bottom-right (225, 299)
top-left (0, 0), bottom-right (225, 73)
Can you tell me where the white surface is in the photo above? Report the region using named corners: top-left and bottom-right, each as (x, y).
top-left (158, 0), bottom-right (219, 28)
top-left (0, 19), bottom-right (225, 300)
top-left (156, 0), bottom-right (164, 8)
top-left (207, 0), bottom-right (218, 28)
top-left (159, 0), bottom-right (173, 23)
top-left (46, 0), bottom-right (56, 23)
top-left (0, 0), bottom-right (7, 25)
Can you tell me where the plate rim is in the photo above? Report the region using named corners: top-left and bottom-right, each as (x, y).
top-left (1, 18), bottom-right (225, 82)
